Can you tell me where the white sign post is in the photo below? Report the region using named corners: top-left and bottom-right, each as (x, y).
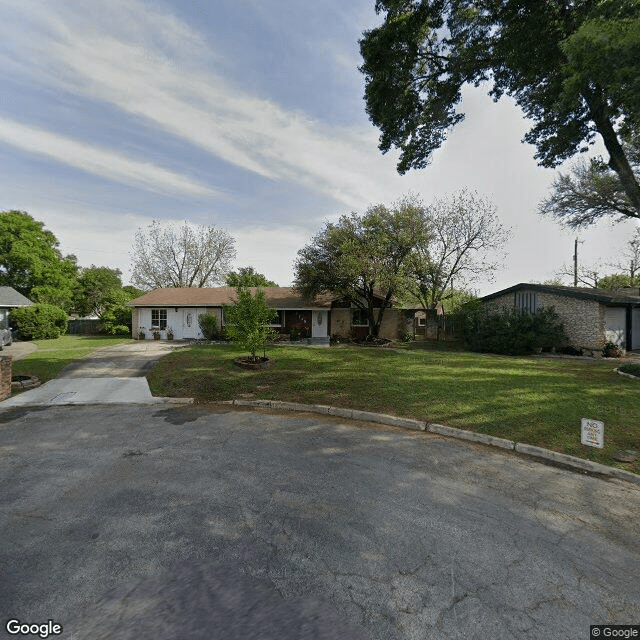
top-left (581, 418), bottom-right (604, 448)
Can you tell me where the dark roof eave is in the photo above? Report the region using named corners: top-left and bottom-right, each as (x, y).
top-left (480, 283), bottom-right (640, 305)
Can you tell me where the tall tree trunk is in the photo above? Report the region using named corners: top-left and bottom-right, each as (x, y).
top-left (586, 92), bottom-right (640, 216)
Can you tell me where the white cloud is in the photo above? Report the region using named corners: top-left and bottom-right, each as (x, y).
top-left (0, 117), bottom-right (218, 197)
top-left (1, 0), bottom-right (431, 210)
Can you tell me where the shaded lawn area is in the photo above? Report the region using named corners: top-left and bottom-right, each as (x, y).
top-left (147, 344), bottom-right (640, 474)
top-left (12, 335), bottom-right (134, 383)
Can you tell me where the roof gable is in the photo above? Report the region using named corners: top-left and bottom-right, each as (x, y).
top-left (0, 287), bottom-right (34, 307)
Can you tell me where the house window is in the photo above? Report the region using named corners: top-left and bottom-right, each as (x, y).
top-left (515, 291), bottom-right (538, 315)
top-left (417, 316), bottom-right (426, 327)
top-left (269, 310), bottom-right (284, 326)
top-left (151, 308), bottom-right (167, 329)
top-left (352, 309), bottom-right (369, 327)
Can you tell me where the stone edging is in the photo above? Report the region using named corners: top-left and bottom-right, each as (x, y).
top-left (224, 398), bottom-right (640, 486)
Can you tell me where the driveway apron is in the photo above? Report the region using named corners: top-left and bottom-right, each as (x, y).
top-left (1, 340), bottom-right (186, 407)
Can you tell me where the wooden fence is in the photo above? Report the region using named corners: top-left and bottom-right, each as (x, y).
top-left (68, 319), bottom-right (102, 335)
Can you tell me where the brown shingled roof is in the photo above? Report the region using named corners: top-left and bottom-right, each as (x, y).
top-left (128, 287), bottom-right (334, 309)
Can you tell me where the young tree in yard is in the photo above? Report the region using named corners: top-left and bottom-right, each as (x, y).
top-left (295, 197), bottom-right (429, 337)
top-left (360, 2), bottom-right (640, 220)
top-left (402, 191), bottom-right (507, 321)
top-left (226, 267), bottom-right (278, 288)
top-left (223, 288), bottom-right (276, 362)
top-left (131, 220), bottom-right (235, 289)
top-left (0, 210), bottom-right (78, 311)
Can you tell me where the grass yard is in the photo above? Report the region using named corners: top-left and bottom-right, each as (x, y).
top-left (147, 343), bottom-right (640, 474)
top-left (12, 335), bottom-right (134, 383)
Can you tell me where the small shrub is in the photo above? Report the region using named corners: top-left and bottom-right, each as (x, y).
top-left (400, 331), bottom-right (414, 342)
top-left (602, 341), bottom-right (623, 358)
top-left (11, 304), bottom-right (68, 340)
top-left (198, 313), bottom-right (222, 340)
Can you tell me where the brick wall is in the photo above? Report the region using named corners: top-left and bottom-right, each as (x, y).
top-left (0, 355), bottom-right (12, 401)
top-left (484, 291), bottom-right (605, 350)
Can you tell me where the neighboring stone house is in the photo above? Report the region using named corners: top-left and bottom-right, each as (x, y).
top-left (128, 287), bottom-right (412, 342)
top-left (480, 283), bottom-right (640, 354)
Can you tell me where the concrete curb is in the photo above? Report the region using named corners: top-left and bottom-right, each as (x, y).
top-left (224, 399), bottom-right (640, 486)
top-left (154, 397), bottom-right (195, 405)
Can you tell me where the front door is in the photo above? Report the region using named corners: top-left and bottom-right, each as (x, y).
top-left (182, 309), bottom-right (198, 339)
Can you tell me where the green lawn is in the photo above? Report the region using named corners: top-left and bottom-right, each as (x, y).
top-left (147, 343), bottom-right (640, 474)
top-left (12, 335), bottom-right (134, 383)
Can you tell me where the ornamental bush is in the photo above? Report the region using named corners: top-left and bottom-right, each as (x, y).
top-left (460, 305), bottom-right (568, 356)
top-left (11, 303), bottom-right (68, 340)
top-left (198, 312), bottom-right (222, 340)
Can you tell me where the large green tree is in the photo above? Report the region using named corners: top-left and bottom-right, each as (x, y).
top-left (360, 1), bottom-right (640, 219)
top-left (225, 267), bottom-right (278, 288)
top-left (74, 265), bottom-right (123, 317)
top-left (295, 197), bottom-right (428, 337)
top-left (0, 210), bottom-right (78, 311)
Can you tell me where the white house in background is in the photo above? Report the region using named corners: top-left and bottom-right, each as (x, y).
top-left (128, 287), bottom-right (334, 342)
top-left (128, 287), bottom-right (414, 342)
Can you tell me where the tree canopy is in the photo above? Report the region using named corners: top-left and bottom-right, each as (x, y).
top-left (360, 1), bottom-right (640, 220)
top-left (225, 267), bottom-right (278, 288)
top-left (74, 265), bottom-right (123, 317)
top-left (402, 190), bottom-right (506, 313)
top-left (539, 144), bottom-right (640, 227)
top-left (131, 220), bottom-right (236, 289)
top-left (0, 210), bottom-right (78, 311)
top-left (295, 192), bottom-right (503, 337)
top-left (295, 197), bottom-right (429, 337)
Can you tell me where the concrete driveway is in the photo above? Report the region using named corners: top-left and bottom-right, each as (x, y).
top-left (1, 404), bottom-right (638, 639)
top-left (1, 340), bottom-right (189, 407)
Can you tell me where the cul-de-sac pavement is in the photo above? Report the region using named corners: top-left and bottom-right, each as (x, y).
top-left (1, 398), bottom-right (639, 640)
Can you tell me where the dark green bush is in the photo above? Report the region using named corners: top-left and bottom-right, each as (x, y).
top-left (198, 312), bottom-right (222, 340)
top-left (11, 304), bottom-right (68, 340)
top-left (618, 364), bottom-right (640, 377)
top-left (460, 305), bottom-right (568, 355)
top-left (99, 301), bottom-right (132, 335)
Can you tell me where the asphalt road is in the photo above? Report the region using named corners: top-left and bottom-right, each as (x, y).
top-left (1, 404), bottom-right (639, 640)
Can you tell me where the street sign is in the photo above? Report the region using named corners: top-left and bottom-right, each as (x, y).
top-left (581, 419), bottom-right (604, 448)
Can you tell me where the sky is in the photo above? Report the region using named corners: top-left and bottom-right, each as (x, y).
top-left (0, 0), bottom-right (637, 295)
